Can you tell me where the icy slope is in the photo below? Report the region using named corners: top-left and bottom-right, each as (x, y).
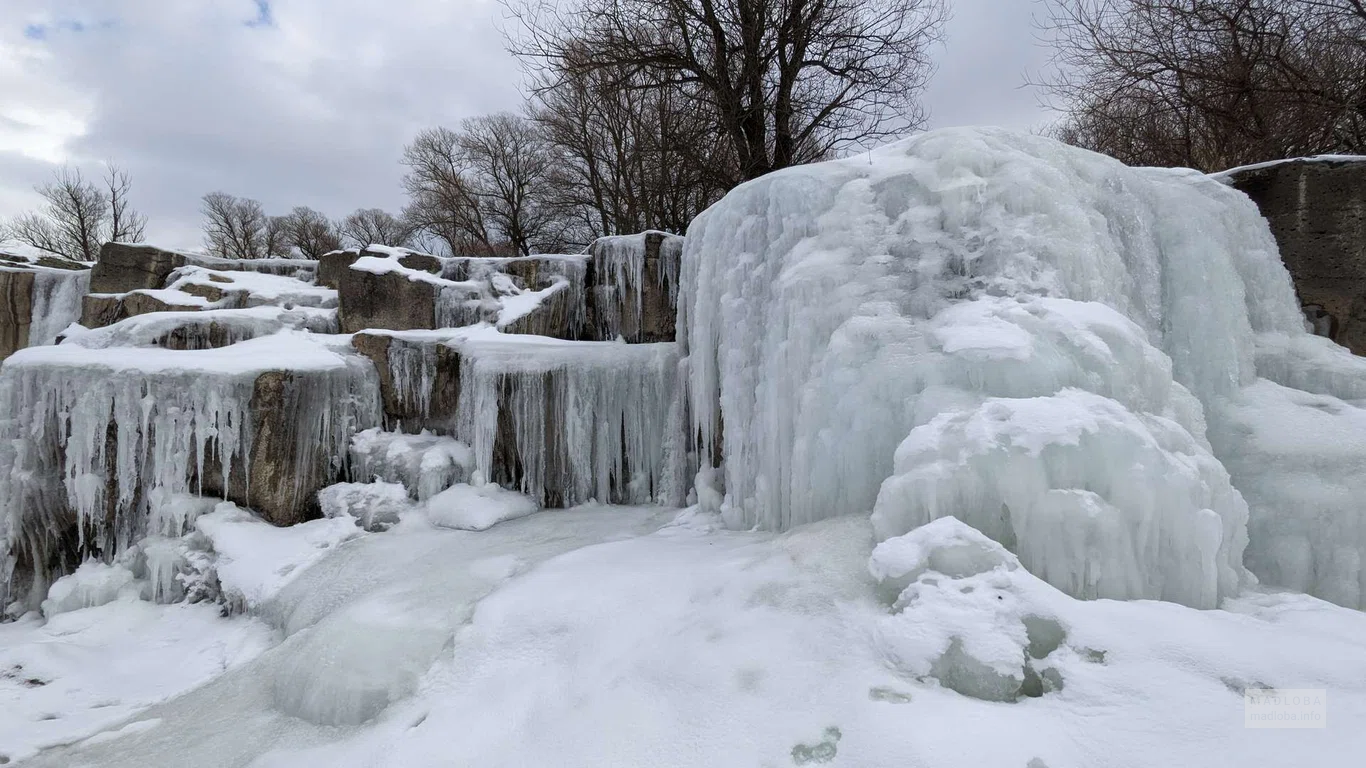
top-left (679, 127), bottom-right (1366, 607)
top-left (23, 511), bottom-right (1366, 768)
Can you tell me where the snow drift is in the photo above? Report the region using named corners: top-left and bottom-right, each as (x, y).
top-left (680, 127), bottom-right (1366, 608)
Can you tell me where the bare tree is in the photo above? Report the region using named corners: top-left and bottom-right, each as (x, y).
top-left (340, 208), bottom-right (414, 248)
top-left (1039, 0), bottom-right (1366, 170)
top-left (400, 114), bottom-right (566, 256)
top-left (276, 206), bottom-right (342, 259)
top-left (401, 126), bottom-right (495, 255)
top-left (507, 0), bottom-right (949, 184)
top-left (201, 192), bottom-right (270, 259)
top-left (531, 62), bottom-right (729, 242)
top-left (2, 165), bottom-right (147, 262)
top-left (104, 164), bottom-right (148, 244)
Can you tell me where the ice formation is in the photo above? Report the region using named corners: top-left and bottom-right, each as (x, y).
top-left (28, 267), bottom-right (92, 347)
top-left (318, 481), bottom-right (413, 531)
top-left (0, 332), bottom-right (380, 609)
top-left (679, 126), bottom-right (1366, 608)
top-left (349, 428), bottom-right (472, 502)
top-left (452, 333), bottom-right (689, 507)
top-left (591, 231), bottom-right (682, 339)
top-left (351, 248), bottom-right (498, 328)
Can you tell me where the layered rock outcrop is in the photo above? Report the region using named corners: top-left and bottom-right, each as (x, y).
top-left (1223, 158), bottom-right (1366, 354)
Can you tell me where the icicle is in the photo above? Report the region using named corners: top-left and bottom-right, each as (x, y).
top-left (28, 267), bottom-right (91, 347)
top-left (451, 337), bottom-right (689, 507)
top-left (0, 332), bottom-right (381, 608)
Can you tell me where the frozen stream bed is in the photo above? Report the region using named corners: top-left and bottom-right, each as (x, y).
top-left (8, 504), bottom-right (1366, 768)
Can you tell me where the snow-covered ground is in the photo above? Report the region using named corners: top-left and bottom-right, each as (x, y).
top-left (10, 505), bottom-right (1366, 767)
top-left (0, 602), bottom-right (272, 764)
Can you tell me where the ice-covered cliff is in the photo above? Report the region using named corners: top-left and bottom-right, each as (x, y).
top-left (679, 127), bottom-right (1366, 608)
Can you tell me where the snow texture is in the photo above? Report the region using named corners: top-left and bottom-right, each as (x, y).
top-left (319, 481), bottom-right (414, 531)
top-left (425, 482), bottom-right (539, 531)
top-left (61, 305), bottom-right (338, 349)
top-left (679, 126), bottom-right (1366, 608)
top-left (0, 332), bottom-right (380, 609)
top-left (27, 512), bottom-right (1366, 768)
top-left (194, 502), bottom-right (362, 611)
top-left (166, 265), bottom-right (338, 309)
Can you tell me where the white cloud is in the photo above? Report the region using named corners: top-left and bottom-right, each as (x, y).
top-left (0, 0), bottom-right (1055, 249)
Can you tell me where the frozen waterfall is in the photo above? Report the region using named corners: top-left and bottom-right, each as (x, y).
top-left (679, 127), bottom-right (1366, 608)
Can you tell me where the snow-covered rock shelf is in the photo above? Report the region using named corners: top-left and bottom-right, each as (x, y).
top-left (0, 332), bottom-right (380, 610)
top-left (351, 328), bottom-right (688, 507)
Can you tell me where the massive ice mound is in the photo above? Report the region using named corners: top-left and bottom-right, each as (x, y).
top-left (679, 127), bottom-right (1366, 608)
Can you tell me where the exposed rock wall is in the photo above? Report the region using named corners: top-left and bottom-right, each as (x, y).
top-left (1224, 158), bottom-right (1366, 354)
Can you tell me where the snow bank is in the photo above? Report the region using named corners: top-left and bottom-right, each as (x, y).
top-left (40, 561), bottom-right (141, 617)
top-left (680, 126), bottom-right (1366, 608)
top-left (195, 503), bottom-right (362, 610)
top-left (426, 483), bottom-right (539, 531)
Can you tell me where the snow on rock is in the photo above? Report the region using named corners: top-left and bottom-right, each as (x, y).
top-left (0, 331), bottom-right (380, 610)
top-left (680, 126), bottom-right (1366, 608)
top-left (349, 428), bottom-right (473, 502)
top-left (194, 502), bottom-right (362, 611)
top-left (62, 305), bottom-right (338, 350)
top-left (426, 482), bottom-right (539, 531)
top-left (319, 481), bottom-right (414, 532)
top-left (166, 265), bottom-right (338, 309)
top-left (871, 518), bottom-right (1066, 702)
top-left (40, 561), bottom-right (141, 618)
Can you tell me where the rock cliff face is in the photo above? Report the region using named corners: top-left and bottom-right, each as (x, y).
top-left (0, 251), bottom-right (91, 362)
top-left (1223, 158), bottom-right (1366, 355)
top-left (1, 233), bottom-right (688, 612)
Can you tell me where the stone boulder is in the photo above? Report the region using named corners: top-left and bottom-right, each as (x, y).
top-left (0, 269), bottom-right (36, 361)
top-left (351, 331), bottom-right (463, 431)
top-left (319, 249), bottom-right (361, 289)
top-left (338, 247), bottom-right (493, 333)
top-left (80, 290), bottom-right (215, 329)
top-left (90, 243), bottom-right (194, 293)
top-left (586, 231), bottom-right (683, 343)
top-left (1224, 158), bottom-right (1366, 354)
top-left (92, 242), bottom-right (319, 294)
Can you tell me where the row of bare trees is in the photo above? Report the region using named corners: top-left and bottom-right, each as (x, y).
top-left (0, 166), bottom-right (147, 262)
top-left (199, 193), bottom-right (415, 260)
top-left (1041, 0), bottom-right (1366, 171)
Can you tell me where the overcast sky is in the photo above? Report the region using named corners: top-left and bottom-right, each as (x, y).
top-left (0, 0), bottom-right (1056, 249)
